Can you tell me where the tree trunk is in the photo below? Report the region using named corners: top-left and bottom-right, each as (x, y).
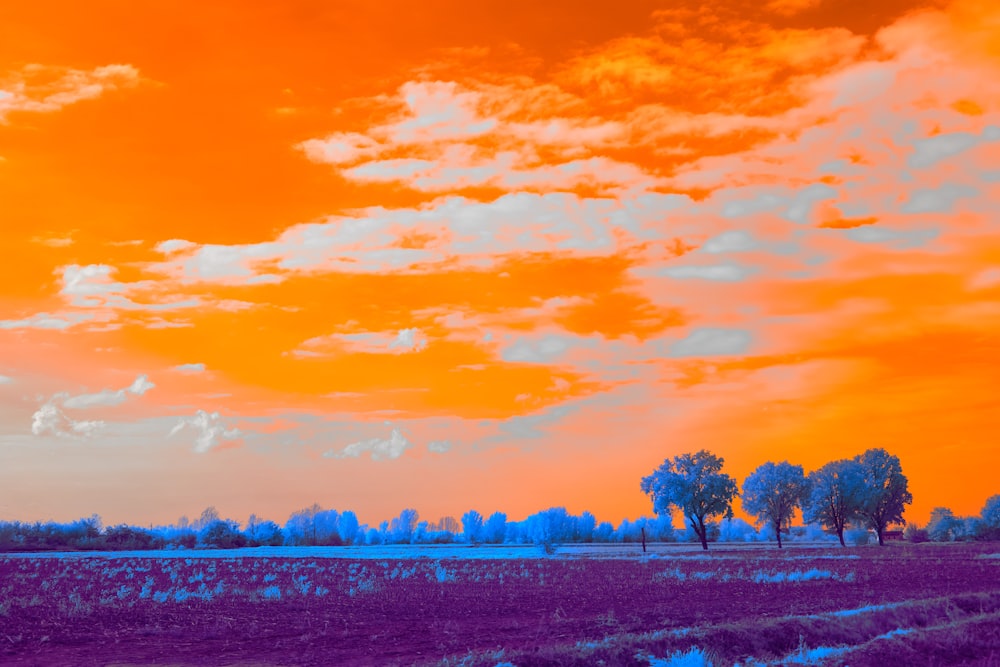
top-left (876, 525), bottom-right (885, 546)
top-left (837, 527), bottom-right (846, 547)
top-left (641, 526), bottom-right (646, 553)
top-left (775, 520), bottom-right (783, 549)
top-left (696, 518), bottom-right (708, 551)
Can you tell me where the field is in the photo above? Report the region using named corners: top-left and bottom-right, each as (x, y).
top-left (1, 543), bottom-right (998, 666)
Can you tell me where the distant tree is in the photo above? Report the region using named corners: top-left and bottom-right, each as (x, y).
top-left (855, 448), bottom-right (913, 546)
top-left (979, 495), bottom-right (1000, 541)
top-left (614, 518), bottom-right (638, 543)
top-left (192, 506), bottom-right (221, 532)
top-left (804, 459), bottom-right (865, 547)
top-left (199, 519), bottom-right (247, 549)
top-left (641, 450), bottom-right (738, 550)
top-left (104, 525), bottom-right (158, 550)
top-left (313, 509), bottom-right (343, 545)
top-left (742, 461), bottom-right (810, 549)
top-left (412, 520), bottom-right (430, 544)
top-left (176, 530), bottom-right (197, 549)
top-left (574, 511), bottom-right (597, 543)
top-left (718, 517), bottom-right (758, 543)
top-left (461, 510), bottom-right (484, 544)
top-left (244, 516), bottom-right (283, 547)
top-left (592, 521), bottom-right (611, 543)
top-left (339, 511), bottom-right (361, 545)
top-left (284, 504), bottom-right (326, 546)
top-left (434, 516), bottom-right (460, 535)
top-left (483, 512), bottom-right (507, 544)
top-left (983, 495), bottom-right (1000, 525)
top-left (926, 507), bottom-right (961, 542)
top-left (903, 522), bottom-right (930, 543)
top-left (390, 509), bottom-right (419, 544)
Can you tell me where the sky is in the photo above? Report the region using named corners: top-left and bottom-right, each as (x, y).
top-left (1, 0), bottom-right (998, 529)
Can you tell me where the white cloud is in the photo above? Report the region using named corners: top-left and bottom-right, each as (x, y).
top-left (701, 230), bottom-right (758, 254)
top-left (298, 79), bottom-right (660, 194)
top-left (660, 264), bottom-right (757, 282)
top-left (844, 226), bottom-right (939, 247)
top-left (721, 193), bottom-right (787, 219)
top-left (388, 328), bottom-right (427, 352)
top-left (0, 311), bottom-right (96, 330)
top-left (297, 328), bottom-right (429, 356)
top-left (173, 363), bottom-right (207, 373)
top-left (56, 263), bottom-right (200, 315)
top-left (156, 239), bottom-right (197, 254)
top-left (0, 64), bottom-right (140, 122)
top-left (169, 410), bottom-right (240, 453)
top-left (670, 328), bottom-right (753, 357)
top-left (0, 375), bottom-right (13, 384)
top-left (783, 184), bottom-right (838, 224)
top-left (427, 440), bottom-right (452, 453)
top-left (31, 400), bottom-right (105, 439)
top-left (0, 262), bottom-right (205, 331)
top-left (900, 183), bottom-right (979, 214)
top-left (61, 264), bottom-right (128, 307)
top-left (128, 374), bottom-right (155, 396)
top-left (298, 132), bottom-right (382, 165)
top-left (908, 132), bottom-right (982, 169)
top-left (61, 373), bottom-right (155, 409)
top-left (151, 191), bottom-right (643, 281)
top-left (500, 334), bottom-right (598, 364)
top-left (389, 81), bottom-right (497, 143)
top-left (324, 427), bottom-right (413, 461)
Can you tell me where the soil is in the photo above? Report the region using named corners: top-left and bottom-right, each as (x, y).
top-left (0, 544), bottom-right (997, 666)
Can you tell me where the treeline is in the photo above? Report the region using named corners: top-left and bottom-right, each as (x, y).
top-left (0, 447), bottom-right (997, 553)
top-left (0, 507), bottom-right (833, 553)
top-left (1, 498), bottom-right (998, 554)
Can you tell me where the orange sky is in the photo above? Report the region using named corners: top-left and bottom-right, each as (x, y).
top-left (1, 0), bottom-right (998, 529)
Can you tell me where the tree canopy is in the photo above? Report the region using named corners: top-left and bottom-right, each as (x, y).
top-left (855, 448), bottom-right (912, 545)
top-left (804, 459), bottom-right (865, 547)
top-left (741, 461), bottom-right (810, 549)
top-left (641, 450), bottom-right (738, 551)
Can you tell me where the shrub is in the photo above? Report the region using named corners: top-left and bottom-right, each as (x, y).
top-left (904, 523), bottom-right (929, 543)
top-left (199, 520), bottom-right (247, 549)
top-left (845, 527), bottom-right (870, 546)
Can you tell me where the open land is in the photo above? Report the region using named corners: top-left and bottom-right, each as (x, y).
top-left (1, 543), bottom-right (998, 666)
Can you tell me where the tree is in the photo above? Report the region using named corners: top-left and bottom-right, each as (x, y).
top-left (855, 448), bottom-right (912, 546)
top-left (461, 510), bottom-right (484, 544)
top-left (192, 506), bottom-right (220, 531)
top-left (199, 519), bottom-right (247, 549)
top-left (339, 511), bottom-right (360, 545)
top-left (389, 509), bottom-right (419, 543)
top-left (926, 507), bottom-right (961, 542)
top-left (574, 511), bottom-right (597, 542)
top-left (983, 495), bottom-right (1000, 525)
top-left (483, 512), bottom-right (507, 544)
top-left (804, 459), bottom-right (865, 547)
top-left (245, 515), bottom-right (283, 546)
top-left (284, 504), bottom-right (324, 546)
top-left (641, 450), bottom-right (738, 551)
top-left (979, 495), bottom-right (1000, 540)
top-left (741, 461), bottom-right (810, 549)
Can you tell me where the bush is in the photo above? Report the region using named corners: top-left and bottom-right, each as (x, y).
top-left (845, 527), bottom-right (871, 546)
top-left (103, 525), bottom-right (160, 550)
top-left (903, 523), bottom-right (929, 543)
top-left (199, 520), bottom-right (247, 549)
